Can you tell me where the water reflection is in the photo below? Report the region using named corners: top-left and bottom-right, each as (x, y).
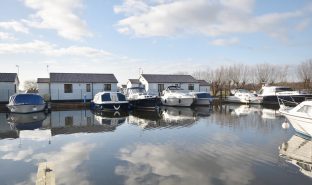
top-left (128, 107), bottom-right (200, 129)
top-left (0, 104), bottom-right (311, 185)
top-left (279, 135), bottom-right (312, 178)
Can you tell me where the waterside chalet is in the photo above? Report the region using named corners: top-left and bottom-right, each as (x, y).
top-left (0, 73), bottom-right (19, 103)
top-left (139, 74), bottom-right (199, 95)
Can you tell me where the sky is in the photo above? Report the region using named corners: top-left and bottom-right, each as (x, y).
top-left (0, 0), bottom-right (312, 87)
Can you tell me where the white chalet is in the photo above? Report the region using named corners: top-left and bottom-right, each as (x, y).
top-left (198, 80), bottom-right (211, 92)
top-left (0, 73), bottom-right (19, 103)
top-left (139, 74), bottom-right (199, 95)
top-left (42, 73), bottom-right (118, 101)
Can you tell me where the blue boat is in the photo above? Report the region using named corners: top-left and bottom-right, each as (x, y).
top-left (6, 93), bottom-right (46, 113)
top-left (91, 92), bottom-right (129, 111)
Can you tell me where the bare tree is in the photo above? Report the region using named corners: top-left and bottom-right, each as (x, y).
top-left (255, 63), bottom-right (274, 84)
top-left (24, 80), bottom-right (38, 93)
top-left (297, 59), bottom-right (312, 89)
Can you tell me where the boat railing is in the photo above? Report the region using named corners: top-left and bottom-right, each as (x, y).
top-left (277, 96), bottom-right (298, 108)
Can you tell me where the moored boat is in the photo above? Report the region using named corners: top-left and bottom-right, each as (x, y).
top-left (91, 92), bottom-right (129, 111)
top-left (126, 87), bottom-right (159, 109)
top-left (279, 100), bottom-right (312, 137)
top-left (226, 89), bottom-right (262, 104)
top-left (258, 86), bottom-right (312, 105)
top-left (190, 92), bottom-right (212, 106)
top-left (6, 93), bottom-right (46, 113)
top-left (161, 86), bottom-right (194, 107)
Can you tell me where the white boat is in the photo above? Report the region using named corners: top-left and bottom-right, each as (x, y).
top-left (91, 92), bottom-right (129, 111)
top-left (161, 86), bottom-right (194, 107)
top-left (126, 87), bottom-right (159, 109)
top-left (190, 92), bottom-right (212, 106)
top-left (279, 100), bottom-right (312, 137)
top-left (258, 86), bottom-right (312, 105)
top-left (279, 135), bottom-right (312, 178)
top-left (226, 89), bottom-right (262, 104)
top-left (6, 93), bottom-right (46, 113)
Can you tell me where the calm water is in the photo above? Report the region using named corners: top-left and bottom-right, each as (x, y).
top-left (0, 104), bottom-right (311, 185)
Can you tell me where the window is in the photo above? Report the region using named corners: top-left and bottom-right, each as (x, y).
top-left (104, 84), bottom-right (111, 91)
top-left (86, 84), bottom-right (91, 92)
top-left (298, 105), bottom-right (312, 114)
top-left (188, 84), bottom-right (194, 90)
top-left (64, 84), bottom-right (73, 93)
top-left (65, 116), bottom-right (73, 126)
top-left (158, 84), bottom-right (164, 92)
top-left (101, 93), bottom-right (111, 101)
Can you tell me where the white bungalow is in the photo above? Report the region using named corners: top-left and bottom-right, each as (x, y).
top-left (37, 78), bottom-right (50, 100)
top-left (126, 79), bottom-right (141, 88)
top-left (139, 74), bottom-right (199, 95)
top-left (44, 73), bottom-right (118, 101)
top-left (0, 73), bottom-right (19, 103)
top-left (198, 80), bottom-right (211, 92)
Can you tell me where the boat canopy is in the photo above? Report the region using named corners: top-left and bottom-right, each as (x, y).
top-left (9, 94), bottom-right (44, 105)
top-left (196, 93), bottom-right (212, 99)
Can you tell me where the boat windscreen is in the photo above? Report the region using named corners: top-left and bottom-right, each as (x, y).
top-left (101, 93), bottom-right (111, 101)
top-left (275, 87), bottom-right (294, 92)
top-left (12, 94), bottom-right (44, 105)
top-left (117, 93), bottom-right (126, 101)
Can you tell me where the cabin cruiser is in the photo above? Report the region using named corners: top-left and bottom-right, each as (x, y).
top-left (279, 100), bottom-right (312, 137)
top-left (279, 135), bottom-right (312, 178)
top-left (161, 86), bottom-right (194, 107)
top-left (258, 86), bottom-right (312, 105)
top-left (190, 92), bottom-right (212, 106)
top-left (126, 87), bottom-right (159, 109)
top-left (91, 92), bottom-right (129, 111)
top-left (226, 89), bottom-right (262, 104)
top-left (6, 93), bottom-right (46, 113)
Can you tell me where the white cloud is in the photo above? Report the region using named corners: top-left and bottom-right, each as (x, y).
top-left (2, 148), bottom-right (33, 161)
top-left (210, 37), bottom-right (240, 46)
top-left (114, 0), bottom-right (312, 39)
top-left (0, 40), bottom-right (111, 58)
top-left (0, 32), bottom-right (16, 40)
top-left (0, 21), bottom-right (29, 33)
top-left (22, 0), bottom-right (92, 40)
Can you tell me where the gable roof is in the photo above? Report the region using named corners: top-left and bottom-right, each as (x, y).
top-left (128, 79), bottom-right (140, 84)
top-left (141, 74), bottom-right (198, 83)
top-left (37, 78), bottom-right (50, 83)
top-left (197, 80), bottom-right (210, 86)
top-left (0, 73), bottom-right (18, 82)
top-left (50, 73), bottom-right (118, 83)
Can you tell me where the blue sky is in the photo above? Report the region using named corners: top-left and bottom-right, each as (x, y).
top-left (0, 0), bottom-right (311, 86)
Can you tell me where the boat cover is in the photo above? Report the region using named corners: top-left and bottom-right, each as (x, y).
top-left (10, 94), bottom-right (44, 105)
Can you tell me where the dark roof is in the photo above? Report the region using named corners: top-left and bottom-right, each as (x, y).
top-left (128, 79), bottom-right (140, 84)
top-left (50, 73), bottom-right (118, 83)
top-left (198, 80), bottom-right (210, 86)
top-left (0, 73), bottom-right (17, 82)
top-left (141, 74), bottom-right (198, 83)
top-left (37, 78), bottom-right (50, 83)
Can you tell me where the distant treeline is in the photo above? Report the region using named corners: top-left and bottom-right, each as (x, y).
top-left (182, 59), bottom-right (312, 96)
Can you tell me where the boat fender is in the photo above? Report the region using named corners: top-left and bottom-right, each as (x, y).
top-left (114, 105), bottom-right (120, 110)
top-left (100, 105), bottom-right (103, 110)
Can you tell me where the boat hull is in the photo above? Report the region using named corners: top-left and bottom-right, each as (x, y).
top-left (92, 102), bottom-right (129, 111)
top-left (128, 97), bottom-right (160, 109)
top-left (282, 113), bottom-right (312, 137)
top-left (7, 104), bottom-right (46, 113)
top-left (161, 97), bottom-right (194, 107)
top-left (193, 98), bottom-right (211, 106)
top-left (262, 95), bottom-right (312, 105)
